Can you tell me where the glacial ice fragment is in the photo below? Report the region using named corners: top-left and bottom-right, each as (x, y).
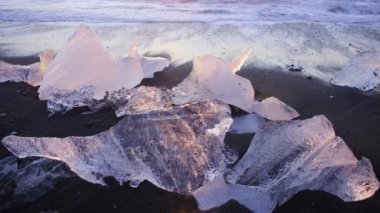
top-left (230, 49), bottom-right (252, 74)
top-left (251, 97), bottom-right (299, 121)
top-left (0, 156), bottom-right (73, 211)
top-left (0, 61), bottom-right (29, 83)
top-left (2, 100), bottom-right (237, 194)
top-left (128, 46), bottom-right (170, 78)
top-left (229, 113), bottom-right (264, 134)
top-left (106, 86), bottom-right (172, 117)
top-left (0, 49), bottom-right (55, 86)
top-left (229, 115), bottom-right (379, 205)
top-left (332, 51), bottom-right (380, 91)
top-left (38, 25), bottom-right (144, 113)
top-left (193, 175), bottom-right (274, 213)
top-left (172, 54), bottom-right (255, 112)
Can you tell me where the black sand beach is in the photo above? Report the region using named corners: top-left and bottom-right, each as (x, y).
top-left (0, 56), bottom-right (379, 213)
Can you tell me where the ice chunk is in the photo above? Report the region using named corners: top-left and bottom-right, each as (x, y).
top-left (332, 52), bottom-right (380, 91)
top-left (0, 61), bottom-right (29, 83)
top-left (230, 49), bottom-right (252, 74)
top-left (0, 156), bottom-right (73, 211)
top-left (38, 25), bottom-right (144, 113)
top-left (106, 86), bottom-right (172, 117)
top-left (2, 100), bottom-right (237, 194)
top-left (0, 50), bottom-right (55, 87)
top-left (252, 97), bottom-right (299, 121)
top-left (193, 175), bottom-right (274, 213)
top-left (27, 49), bottom-right (55, 86)
top-left (229, 115), bottom-right (379, 205)
top-left (229, 113), bottom-right (264, 134)
top-left (172, 54), bottom-right (255, 112)
top-left (128, 45), bottom-right (170, 78)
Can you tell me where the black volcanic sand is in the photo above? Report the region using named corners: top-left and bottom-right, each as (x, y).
top-left (0, 56), bottom-right (380, 213)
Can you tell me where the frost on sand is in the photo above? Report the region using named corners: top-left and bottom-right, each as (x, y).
top-left (2, 100), bottom-right (237, 194)
top-left (38, 25), bottom-right (144, 113)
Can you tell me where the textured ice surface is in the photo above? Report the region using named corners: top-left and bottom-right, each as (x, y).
top-left (229, 115), bottom-right (379, 205)
top-left (193, 175), bottom-right (274, 213)
top-left (128, 46), bottom-right (169, 78)
top-left (332, 52), bottom-right (380, 91)
top-left (252, 97), bottom-right (299, 121)
top-left (0, 156), bottom-right (73, 211)
top-left (0, 61), bottom-right (29, 83)
top-left (2, 100), bottom-right (237, 194)
top-left (38, 25), bottom-right (144, 113)
top-left (229, 113), bottom-right (264, 134)
top-left (172, 54), bottom-right (255, 112)
top-left (0, 50), bottom-right (54, 86)
top-left (106, 86), bottom-right (172, 117)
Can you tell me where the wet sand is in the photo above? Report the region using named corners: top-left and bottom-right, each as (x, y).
top-left (0, 56), bottom-right (379, 212)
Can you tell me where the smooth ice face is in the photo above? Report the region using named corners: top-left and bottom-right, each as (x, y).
top-left (229, 113), bottom-right (264, 134)
top-left (172, 54), bottom-right (255, 112)
top-left (128, 46), bottom-right (169, 78)
top-left (230, 49), bottom-right (252, 74)
top-left (193, 175), bottom-right (275, 213)
top-left (38, 25), bottom-right (144, 113)
top-left (2, 100), bottom-right (237, 194)
top-left (229, 115), bottom-right (379, 205)
top-left (332, 52), bottom-right (380, 91)
top-left (252, 97), bottom-right (299, 121)
top-left (0, 156), bottom-right (73, 211)
top-left (107, 86), bottom-right (172, 117)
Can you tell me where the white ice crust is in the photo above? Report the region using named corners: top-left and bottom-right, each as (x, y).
top-left (332, 52), bottom-right (380, 91)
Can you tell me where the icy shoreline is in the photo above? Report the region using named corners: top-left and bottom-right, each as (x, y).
top-left (1, 21), bottom-right (380, 83)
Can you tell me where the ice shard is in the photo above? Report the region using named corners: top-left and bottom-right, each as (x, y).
top-left (0, 50), bottom-right (54, 87)
top-left (128, 46), bottom-right (170, 78)
top-left (229, 115), bottom-right (379, 205)
top-left (230, 49), bottom-right (252, 74)
top-left (193, 175), bottom-right (274, 213)
top-left (0, 61), bottom-right (29, 83)
top-left (332, 51), bottom-right (380, 91)
top-left (172, 54), bottom-right (255, 112)
top-left (106, 86), bottom-right (172, 117)
top-left (0, 156), bottom-right (73, 211)
top-left (229, 113), bottom-right (264, 134)
top-left (2, 100), bottom-right (237, 194)
top-left (38, 25), bottom-right (144, 113)
top-left (251, 97), bottom-right (299, 121)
